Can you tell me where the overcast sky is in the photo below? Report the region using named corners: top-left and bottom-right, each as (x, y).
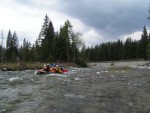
top-left (0, 0), bottom-right (150, 47)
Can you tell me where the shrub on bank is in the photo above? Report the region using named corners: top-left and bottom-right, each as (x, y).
top-left (0, 62), bottom-right (43, 71)
top-left (75, 58), bottom-right (87, 67)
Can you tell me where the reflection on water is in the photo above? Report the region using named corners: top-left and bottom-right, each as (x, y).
top-left (0, 68), bottom-right (150, 113)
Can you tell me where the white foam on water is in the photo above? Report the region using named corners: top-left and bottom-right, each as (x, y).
top-left (0, 77), bottom-right (5, 79)
top-left (74, 77), bottom-right (80, 81)
top-left (96, 72), bottom-right (100, 74)
top-left (9, 77), bottom-right (20, 82)
top-left (65, 94), bottom-right (84, 98)
top-left (70, 69), bottom-right (77, 72)
top-left (46, 74), bottom-right (67, 77)
top-left (127, 83), bottom-right (131, 85)
top-left (110, 75), bottom-right (115, 78)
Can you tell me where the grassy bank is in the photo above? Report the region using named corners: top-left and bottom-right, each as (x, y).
top-left (0, 62), bottom-right (79, 71)
top-left (0, 63), bottom-right (41, 71)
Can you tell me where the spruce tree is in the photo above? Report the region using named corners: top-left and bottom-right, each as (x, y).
top-left (38, 15), bottom-right (56, 62)
top-left (147, 42), bottom-right (150, 60)
top-left (139, 26), bottom-right (148, 59)
top-left (38, 14), bottom-right (49, 41)
top-left (12, 32), bottom-right (19, 58)
top-left (59, 21), bottom-right (72, 62)
top-left (12, 32), bottom-right (19, 49)
top-left (45, 20), bottom-right (55, 60)
top-left (6, 30), bottom-right (12, 48)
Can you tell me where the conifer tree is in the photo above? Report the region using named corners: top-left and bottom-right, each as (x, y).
top-left (5, 31), bottom-right (19, 62)
top-left (38, 14), bottom-right (49, 41)
top-left (38, 15), bottom-right (56, 62)
top-left (58, 20), bottom-right (72, 62)
top-left (139, 26), bottom-right (148, 59)
top-left (147, 42), bottom-right (150, 60)
top-left (6, 30), bottom-right (12, 48)
top-left (44, 20), bottom-right (55, 60)
top-left (12, 32), bottom-right (19, 49)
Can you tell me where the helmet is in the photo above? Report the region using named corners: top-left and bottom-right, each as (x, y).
top-left (47, 63), bottom-right (49, 66)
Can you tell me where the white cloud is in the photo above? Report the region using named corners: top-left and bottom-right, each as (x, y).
top-left (0, 0), bottom-right (149, 48)
top-left (81, 29), bottom-right (104, 47)
top-left (121, 31), bottom-right (142, 42)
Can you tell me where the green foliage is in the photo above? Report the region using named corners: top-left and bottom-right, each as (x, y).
top-left (110, 62), bottom-right (114, 67)
top-left (84, 26), bottom-right (150, 62)
top-left (11, 51), bottom-right (17, 63)
top-left (18, 38), bottom-right (32, 62)
top-left (5, 30), bottom-right (19, 63)
top-left (109, 66), bottom-right (132, 71)
top-left (138, 26), bottom-right (149, 59)
top-left (147, 42), bottom-right (150, 60)
top-left (47, 54), bottom-right (54, 62)
top-left (2, 14), bottom-right (150, 64)
top-left (6, 30), bottom-right (12, 48)
top-left (75, 57), bottom-right (87, 67)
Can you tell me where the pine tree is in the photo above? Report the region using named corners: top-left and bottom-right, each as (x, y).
top-left (59, 21), bottom-right (72, 62)
top-left (12, 32), bottom-right (19, 49)
top-left (147, 42), bottom-right (150, 60)
top-left (34, 39), bottom-right (42, 62)
top-left (0, 46), bottom-right (2, 62)
top-left (38, 14), bottom-right (49, 40)
top-left (38, 15), bottom-right (56, 62)
top-left (44, 20), bottom-right (55, 60)
top-left (6, 30), bottom-right (12, 48)
top-left (19, 38), bottom-right (32, 62)
top-left (139, 26), bottom-right (148, 59)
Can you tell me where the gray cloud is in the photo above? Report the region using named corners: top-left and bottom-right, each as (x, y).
top-left (2, 0), bottom-right (150, 46)
top-left (59, 0), bottom-right (150, 39)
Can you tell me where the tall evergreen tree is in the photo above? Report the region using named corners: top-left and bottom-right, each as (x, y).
top-left (147, 42), bottom-right (150, 60)
top-left (38, 14), bottom-right (49, 44)
top-left (58, 20), bottom-right (72, 62)
top-left (6, 30), bottom-right (12, 48)
top-left (44, 20), bottom-right (55, 60)
top-left (139, 26), bottom-right (149, 59)
top-left (19, 38), bottom-right (32, 62)
top-left (38, 15), bottom-right (55, 62)
top-left (5, 31), bottom-right (19, 62)
top-left (0, 46), bottom-right (2, 62)
top-left (12, 32), bottom-right (19, 49)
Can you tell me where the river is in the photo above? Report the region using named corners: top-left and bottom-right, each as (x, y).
top-left (0, 67), bottom-right (150, 113)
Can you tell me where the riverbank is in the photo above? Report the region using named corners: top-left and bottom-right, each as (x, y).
top-left (0, 62), bottom-right (79, 71)
top-left (88, 60), bottom-right (150, 68)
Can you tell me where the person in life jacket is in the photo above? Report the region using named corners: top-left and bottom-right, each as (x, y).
top-left (42, 64), bottom-right (50, 72)
top-left (49, 64), bottom-right (63, 74)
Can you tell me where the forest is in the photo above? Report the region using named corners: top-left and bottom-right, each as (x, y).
top-left (0, 14), bottom-right (150, 67)
top-left (84, 26), bottom-right (150, 62)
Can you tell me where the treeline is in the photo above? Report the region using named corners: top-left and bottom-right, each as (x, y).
top-left (0, 15), bottom-right (150, 65)
top-left (83, 26), bottom-right (150, 62)
top-left (0, 30), bottom-right (19, 62)
top-left (0, 15), bottom-right (86, 66)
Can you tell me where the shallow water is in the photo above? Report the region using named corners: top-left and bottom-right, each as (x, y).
top-left (0, 67), bottom-right (150, 113)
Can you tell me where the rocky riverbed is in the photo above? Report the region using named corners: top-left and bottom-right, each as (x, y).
top-left (0, 66), bottom-right (150, 113)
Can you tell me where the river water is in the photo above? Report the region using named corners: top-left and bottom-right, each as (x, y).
top-left (0, 67), bottom-right (150, 113)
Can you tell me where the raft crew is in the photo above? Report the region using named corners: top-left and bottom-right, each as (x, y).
top-left (42, 63), bottom-right (63, 74)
